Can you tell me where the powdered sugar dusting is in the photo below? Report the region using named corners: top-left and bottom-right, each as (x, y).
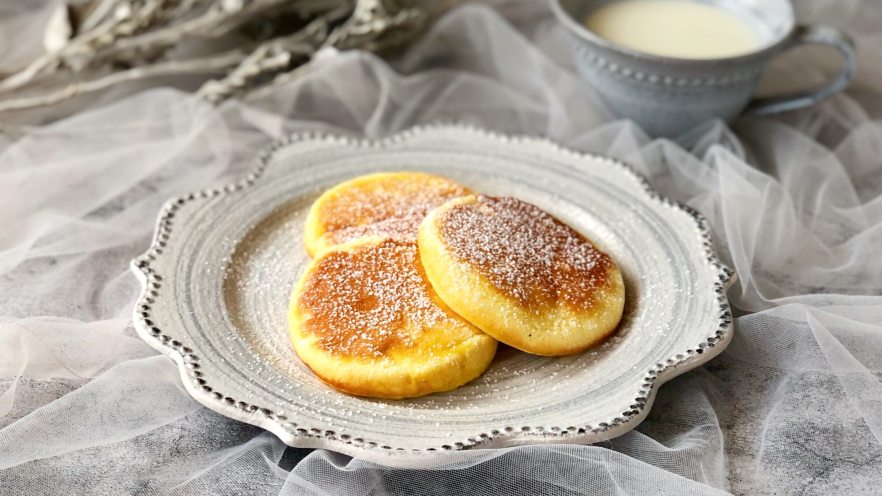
top-left (320, 174), bottom-right (469, 246)
top-left (298, 239), bottom-right (457, 358)
top-left (439, 196), bottom-right (615, 311)
top-left (326, 217), bottom-right (423, 246)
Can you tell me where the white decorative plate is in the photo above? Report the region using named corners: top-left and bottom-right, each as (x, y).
top-left (131, 125), bottom-right (734, 467)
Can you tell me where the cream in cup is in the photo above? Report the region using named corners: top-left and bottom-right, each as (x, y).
top-left (552, 0), bottom-right (857, 137)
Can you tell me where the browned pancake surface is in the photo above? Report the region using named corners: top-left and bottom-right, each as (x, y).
top-left (298, 238), bottom-right (463, 358)
top-left (313, 173), bottom-right (469, 249)
top-left (437, 196), bottom-right (617, 313)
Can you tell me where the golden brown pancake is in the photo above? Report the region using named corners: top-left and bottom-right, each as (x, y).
top-left (288, 237), bottom-right (498, 399)
top-left (303, 172), bottom-right (470, 257)
top-left (418, 195), bottom-right (625, 356)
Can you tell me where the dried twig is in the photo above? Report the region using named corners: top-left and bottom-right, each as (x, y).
top-left (0, 51), bottom-right (245, 113)
top-left (0, 0), bottom-right (427, 115)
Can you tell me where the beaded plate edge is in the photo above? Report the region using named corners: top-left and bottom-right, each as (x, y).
top-left (130, 124), bottom-right (736, 466)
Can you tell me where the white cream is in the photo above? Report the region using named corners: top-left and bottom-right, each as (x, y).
top-left (585, 0), bottom-right (759, 59)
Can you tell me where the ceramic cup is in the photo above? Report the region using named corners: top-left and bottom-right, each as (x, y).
top-left (552, 0), bottom-right (857, 137)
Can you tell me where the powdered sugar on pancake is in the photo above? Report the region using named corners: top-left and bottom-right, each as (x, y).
top-left (318, 174), bottom-right (469, 247)
top-left (438, 196), bottom-right (615, 312)
top-left (298, 239), bottom-right (460, 357)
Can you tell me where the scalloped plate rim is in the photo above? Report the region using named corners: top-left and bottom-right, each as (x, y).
top-left (130, 124), bottom-right (736, 467)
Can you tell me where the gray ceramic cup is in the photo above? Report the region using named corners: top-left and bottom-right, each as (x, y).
top-left (552, 0), bottom-right (857, 137)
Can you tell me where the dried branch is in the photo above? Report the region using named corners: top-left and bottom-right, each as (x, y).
top-left (196, 1), bottom-right (353, 103)
top-left (0, 51), bottom-right (244, 113)
top-left (0, 0), bottom-right (428, 116)
top-left (0, 0), bottom-right (186, 92)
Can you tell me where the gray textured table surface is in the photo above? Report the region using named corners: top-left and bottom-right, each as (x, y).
top-left (1, 1), bottom-right (881, 495)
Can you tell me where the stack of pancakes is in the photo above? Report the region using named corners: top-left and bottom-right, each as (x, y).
top-left (289, 172), bottom-right (625, 399)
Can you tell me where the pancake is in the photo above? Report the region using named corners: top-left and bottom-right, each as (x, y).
top-left (418, 195), bottom-right (625, 356)
top-left (288, 236), bottom-right (498, 399)
top-left (303, 172), bottom-right (470, 257)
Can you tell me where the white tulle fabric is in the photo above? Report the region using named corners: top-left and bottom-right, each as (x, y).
top-left (2, 1), bottom-right (882, 494)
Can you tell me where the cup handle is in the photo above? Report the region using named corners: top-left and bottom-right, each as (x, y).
top-left (746, 25), bottom-right (856, 115)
